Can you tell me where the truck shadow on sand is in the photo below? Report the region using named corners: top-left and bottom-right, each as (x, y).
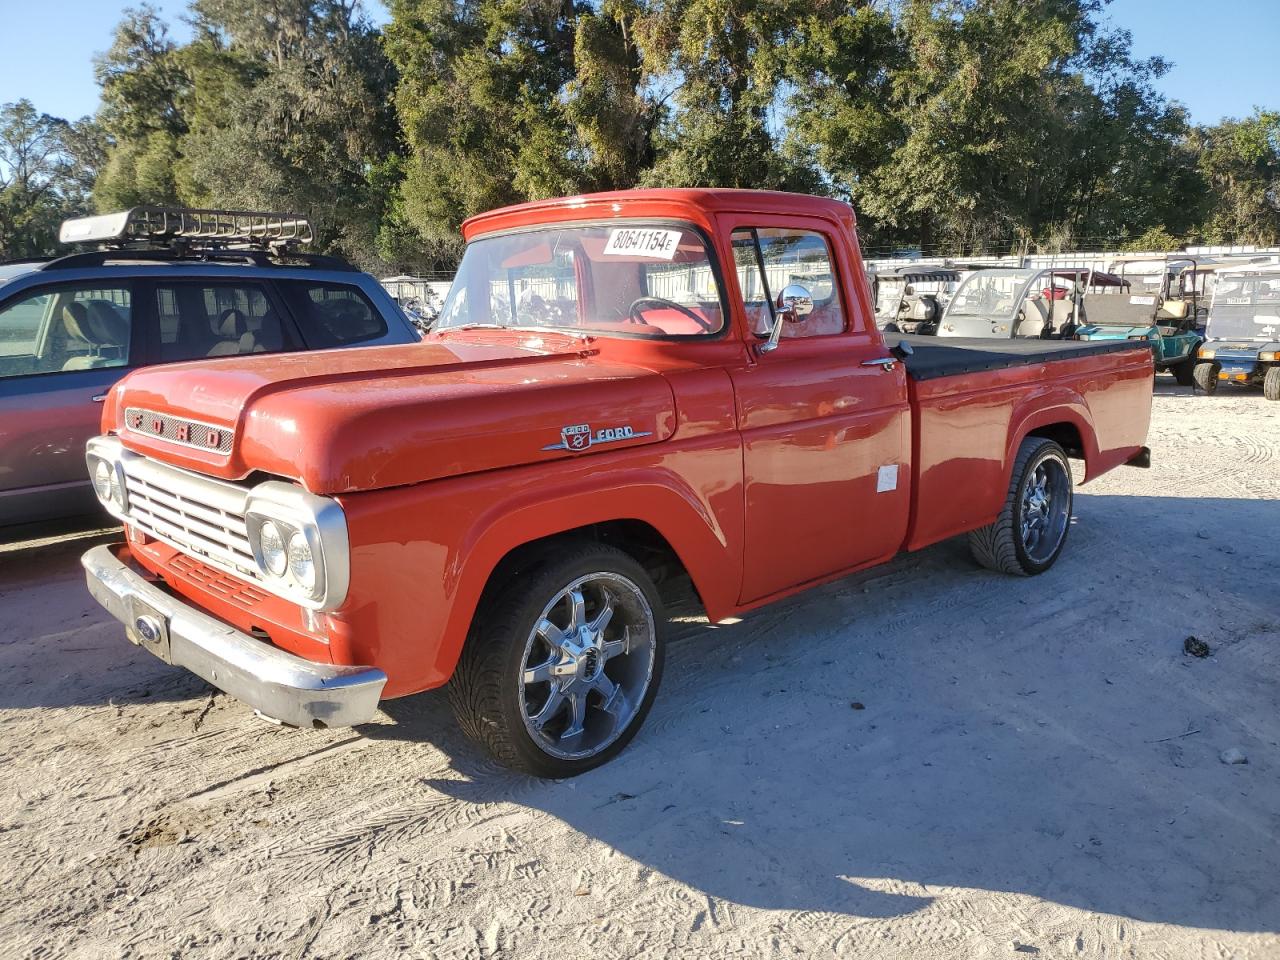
top-left (369, 493), bottom-right (1280, 934)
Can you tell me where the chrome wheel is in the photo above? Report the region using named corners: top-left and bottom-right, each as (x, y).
top-left (518, 572), bottom-right (656, 761)
top-left (1020, 458), bottom-right (1070, 563)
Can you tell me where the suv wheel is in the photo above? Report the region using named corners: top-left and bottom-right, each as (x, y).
top-left (449, 543), bottom-right (665, 777)
top-left (968, 437), bottom-right (1073, 576)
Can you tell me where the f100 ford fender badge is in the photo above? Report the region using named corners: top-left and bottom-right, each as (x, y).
top-left (543, 423), bottom-right (653, 452)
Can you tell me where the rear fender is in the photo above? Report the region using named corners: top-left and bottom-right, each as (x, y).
top-left (1003, 387), bottom-right (1098, 483)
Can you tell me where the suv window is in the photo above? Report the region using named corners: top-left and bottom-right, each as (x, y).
top-left (282, 282), bottom-right (387, 348)
top-left (155, 282), bottom-right (292, 362)
top-left (731, 228), bottom-right (846, 338)
top-left (0, 283), bottom-right (132, 379)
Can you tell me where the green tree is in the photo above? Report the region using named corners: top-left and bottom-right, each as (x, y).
top-left (0, 101), bottom-right (87, 258)
top-left (783, 1), bottom-right (905, 246)
top-left (93, 4), bottom-right (189, 208)
top-left (1120, 225), bottom-right (1181, 252)
top-left (385, 0), bottom-right (597, 266)
top-left (1195, 110), bottom-right (1280, 245)
top-left (636, 0), bottom-right (819, 191)
top-left (179, 0), bottom-right (398, 266)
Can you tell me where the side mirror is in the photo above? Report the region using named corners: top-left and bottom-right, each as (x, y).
top-left (761, 284), bottom-right (813, 354)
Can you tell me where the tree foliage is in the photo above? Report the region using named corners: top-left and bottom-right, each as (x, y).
top-left (3, 0), bottom-right (1277, 266)
top-left (0, 101), bottom-right (96, 259)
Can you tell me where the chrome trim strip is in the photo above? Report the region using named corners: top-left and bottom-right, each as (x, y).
top-left (82, 543), bottom-right (384, 727)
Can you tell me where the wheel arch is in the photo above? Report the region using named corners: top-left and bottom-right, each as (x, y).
top-left (428, 478), bottom-right (741, 687)
top-left (1005, 395), bottom-right (1099, 484)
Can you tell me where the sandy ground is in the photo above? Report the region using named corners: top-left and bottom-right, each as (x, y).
top-left (0, 378), bottom-right (1277, 960)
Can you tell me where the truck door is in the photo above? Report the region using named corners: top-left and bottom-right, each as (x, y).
top-left (726, 224), bottom-right (912, 603)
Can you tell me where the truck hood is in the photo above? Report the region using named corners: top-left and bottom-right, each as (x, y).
top-left (108, 336), bottom-right (676, 493)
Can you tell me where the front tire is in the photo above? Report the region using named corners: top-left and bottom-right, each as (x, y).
top-left (449, 542), bottom-right (665, 777)
top-left (968, 437), bottom-right (1073, 576)
top-left (1172, 357), bottom-right (1196, 387)
top-left (1264, 365), bottom-right (1280, 401)
top-left (1193, 360), bottom-right (1219, 394)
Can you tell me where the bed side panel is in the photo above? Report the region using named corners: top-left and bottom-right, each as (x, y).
top-left (905, 349), bottom-right (1151, 552)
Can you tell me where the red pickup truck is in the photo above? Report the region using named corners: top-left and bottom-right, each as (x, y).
top-left (81, 190), bottom-right (1153, 776)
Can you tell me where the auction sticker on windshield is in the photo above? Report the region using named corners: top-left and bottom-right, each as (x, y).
top-left (603, 228), bottom-right (682, 260)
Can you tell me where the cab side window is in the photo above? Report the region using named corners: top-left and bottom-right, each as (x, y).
top-left (731, 228), bottom-right (846, 339)
top-left (155, 282), bottom-right (291, 362)
top-left (0, 284), bottom-right (132, 379)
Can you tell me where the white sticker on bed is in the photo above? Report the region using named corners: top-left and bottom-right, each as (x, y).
top-left (602, 228), bottom-right (682, 260)
top-left (877, 464), bottom-right (899, 493)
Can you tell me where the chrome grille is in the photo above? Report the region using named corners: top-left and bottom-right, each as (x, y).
top-left (120, 455), bottom-right (260, 582)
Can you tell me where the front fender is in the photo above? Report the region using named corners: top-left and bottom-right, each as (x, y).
top-left (336, 442), bottom-right (744, 697)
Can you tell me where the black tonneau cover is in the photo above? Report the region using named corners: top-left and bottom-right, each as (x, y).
top-left (896, 335), bottom-right (1149, 381)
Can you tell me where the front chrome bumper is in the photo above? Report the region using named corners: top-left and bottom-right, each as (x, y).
top-left (82, 543), bottom-right (386, 727)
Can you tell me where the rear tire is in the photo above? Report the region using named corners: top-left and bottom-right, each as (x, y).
top-left (449, 542), bottom-right (665, 777)
top-left (1193, 361), bottom-right (1219, 394)
top-left (1265, 366), bottom-right (1280, 401)
top-left (1172, 357), bottom-right (1196, 387)
top-left (968, 437), bottom-right (1073, 577)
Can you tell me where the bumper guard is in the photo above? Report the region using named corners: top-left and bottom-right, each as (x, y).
top-left (82, 543), bottom-right (386, 727)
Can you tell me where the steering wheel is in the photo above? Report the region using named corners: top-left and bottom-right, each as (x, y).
top-left (627, 296), bottom-right (715, 332)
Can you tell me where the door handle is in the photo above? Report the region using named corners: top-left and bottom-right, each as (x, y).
top-left (861, 357), bottom-right (898, 371)
top-left (91, 394), bottom-right (108, 402)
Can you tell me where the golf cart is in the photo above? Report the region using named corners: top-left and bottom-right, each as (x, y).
top-left (873, 266), bottom-right (960, 335)
top-left (937, 266), bottom-right (1107, 340)
top-left (1075, 258), bottom-right (1204, 385)
top-left (1193, 266), bottom-right (1280, 398)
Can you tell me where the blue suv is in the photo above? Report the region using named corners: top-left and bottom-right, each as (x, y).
top-left (0, 208), bottom-right (422, 528)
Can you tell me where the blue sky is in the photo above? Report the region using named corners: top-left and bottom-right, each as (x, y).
top-left (0, 0), bottom-right (1275, 126)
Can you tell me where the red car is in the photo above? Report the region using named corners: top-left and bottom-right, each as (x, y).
top-left (81, 190), bottom-right (1153, 776)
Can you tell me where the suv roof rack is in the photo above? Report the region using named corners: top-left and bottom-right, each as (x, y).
top-left (46, 206), bottom-right (357, 272)
top-left (60, 207), bottom-right (314, 250)
top-left (37, 248), bottom-right (357, 273)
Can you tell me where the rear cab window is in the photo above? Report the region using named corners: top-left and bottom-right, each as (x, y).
top-left (280, 281), bottom-right (388, 348)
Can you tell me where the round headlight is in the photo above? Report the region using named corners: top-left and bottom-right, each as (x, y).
top-left (93, 460), bottom-right (116, 503)
top-left (288, 531), bottom-right (316, 592)
top-left (259, 520), bottom-right (288, 577)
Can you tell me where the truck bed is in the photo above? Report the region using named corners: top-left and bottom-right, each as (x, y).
top-left (897, 335), bottom-right (1150, 381)
top-left (898, 333), bottom-right (1154, 554)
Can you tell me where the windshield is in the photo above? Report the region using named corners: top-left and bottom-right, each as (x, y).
top-left (1208, 274), bottom-right (1280, 341)
top-left (437, 222), bottom-right (725, 338)
top-left (946, 269), bottom-right (1037, 319)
